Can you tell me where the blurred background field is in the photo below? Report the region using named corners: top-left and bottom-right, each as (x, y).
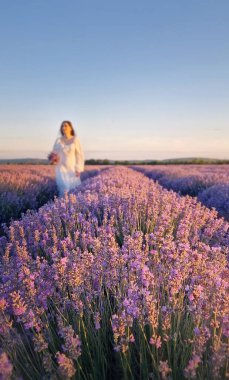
top-left (133, 165), bottom-right (229, 221)
top-left (0, 165), bottom-right (103, 232)
top-left (1, 164), bottom-right (229, 234)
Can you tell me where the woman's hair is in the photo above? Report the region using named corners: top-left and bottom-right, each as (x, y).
top-left (60, 120), bottom-right (75, 136)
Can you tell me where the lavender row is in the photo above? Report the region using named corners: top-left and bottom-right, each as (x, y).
top-left (0, 165), bottom-right (101, 230)
top-left (132, 165), bottom-right (229, 220)
top-left (0, 167), bottom-right (228, 379)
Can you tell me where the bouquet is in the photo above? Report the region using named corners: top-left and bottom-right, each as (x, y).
top-left (48, 152), bottom-right (60, 165)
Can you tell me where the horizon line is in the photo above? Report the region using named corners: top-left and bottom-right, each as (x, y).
top-left (1, 156), bottom-right (229, 162)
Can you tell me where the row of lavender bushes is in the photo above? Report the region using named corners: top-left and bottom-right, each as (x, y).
top-left (132, 165), bottom-right (229, 221)
top-left (0, 167), bottom-right (228, 379)
top-left (0, 165), bottom-right (101, 232)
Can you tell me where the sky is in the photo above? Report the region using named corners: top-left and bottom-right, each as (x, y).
top-left (0, 0), bottom-right (229, 160)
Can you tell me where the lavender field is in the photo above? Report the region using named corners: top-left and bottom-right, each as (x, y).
top-left (133, 165), bottom-right (229, 221)
top-left (0, 165), bottom-right (101, 232)
top-left (0, 166), bottom-right (228, 379)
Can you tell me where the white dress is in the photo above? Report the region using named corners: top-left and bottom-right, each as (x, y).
top-left (52, 135), bottom-right (85, 196)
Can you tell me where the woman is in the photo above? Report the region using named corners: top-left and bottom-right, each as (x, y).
top-left (49, 120), bottom-right (85, 196)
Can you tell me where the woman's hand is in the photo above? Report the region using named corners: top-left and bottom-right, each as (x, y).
top-left (48, 152), bottom-right (60, 164)
top-left (75, 171), bottom-right (80, 177)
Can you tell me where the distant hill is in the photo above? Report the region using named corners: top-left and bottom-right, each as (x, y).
top-left (0, 158), bottom-right (49, 165)
top-left (1, 157), bottom-right (229, 165)
top-left (160, 157), bottom-right (229, 164)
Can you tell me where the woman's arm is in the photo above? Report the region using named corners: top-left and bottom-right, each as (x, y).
top-left (74, 136), bottom-right (85, 175)
top-left (52, 138), bottom-right (60, 153)
top-left (48, 138), bottom-right (60, 164)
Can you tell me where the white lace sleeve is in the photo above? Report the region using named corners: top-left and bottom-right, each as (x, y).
top-left (74, 136), bottom-right (85, 172)
top-left (52, 138), bottom-right (60, 153)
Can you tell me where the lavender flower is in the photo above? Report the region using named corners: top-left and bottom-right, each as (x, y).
top-left (0, 352), bottom-right (13, 380)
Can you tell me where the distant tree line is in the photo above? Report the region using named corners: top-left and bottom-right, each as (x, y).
top-left (1, 158), bottom-right (229, 165)
top-left (85, 158), bottom-right (229, 165)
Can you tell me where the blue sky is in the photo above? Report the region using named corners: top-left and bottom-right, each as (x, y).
top-left (0, 0), bottom-right (228, 160)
